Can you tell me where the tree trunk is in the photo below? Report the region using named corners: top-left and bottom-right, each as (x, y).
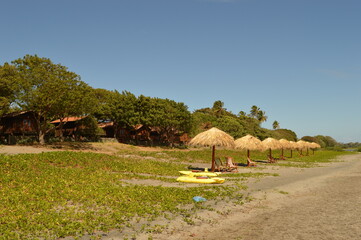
top-left (33, 113), bottom-right (45, 145)
top-left (39, 130), bottom-right (45, 145)
top-left (211, 145), bottom-right (216, 172)
top-left (58, 120), bottom-right (64, 142)
top-left (113, 122), bottom-right (119, 139)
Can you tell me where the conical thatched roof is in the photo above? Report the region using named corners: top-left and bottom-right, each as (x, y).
top-left (310, 142), bottom-right (321, 149)
top-left (279, 139), bottom-right (291, 149)
top-left (296, 140), bottom-right (308, 149)
top-left (262, 137), bottom-right (282, 150)
top-left (189, 127), bottom-right (235, 149)
top-left (289, 141), bottom-right (298, 150)
top-left (235, 135), bottom-right (263, 151)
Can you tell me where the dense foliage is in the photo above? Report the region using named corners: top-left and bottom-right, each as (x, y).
top-left (0, 55), bottom-right (95, 144)
top-left (1, 54), bottom-right (351, 146)
top-left (301, 135), bottom-right (339, 148)
top-left (190, 100), bottom-right (296, 141)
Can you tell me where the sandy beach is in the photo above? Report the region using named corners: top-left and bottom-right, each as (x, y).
top-left (1, 146), bottom-right (360, 239)
top-left (149, 153), bottom-right (361, 240)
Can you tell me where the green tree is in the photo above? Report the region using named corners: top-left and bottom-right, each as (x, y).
top-left (272, 120), bottom-right (280, 130)
top-left (257, 110), bottom-right (268, 123)
top-left (53, 81), bottom-right (96, 141)
top-left (93, 89), bottom-right (138, 138)
top-left (270, 129), bottom-right (297, 141)
top-left (0, 63), bottom-right (19, 115)
top-left (301, 136), bottom-right (318, 143)
top-left (314, 135), bottom-right (338, 148)
top-left (238, 111), bottom-right (246, 117)
top-left (212, 100), bottom-right (226, 117)
top-left (138, 97), bottom-right (192, 145)
top-left (249, 105), bottom-right (267, 123)
top-left (249, 105), bottom-right (260, 119)
top-left (214, 116), bottom-right (245, 139)
top-left (8, 55), bottom-right (93, 144)
top-left (190, 111), bottom-right (217, 136)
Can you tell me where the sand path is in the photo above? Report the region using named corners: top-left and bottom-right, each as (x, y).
top-left (161, 154), bottom-right (361, 240)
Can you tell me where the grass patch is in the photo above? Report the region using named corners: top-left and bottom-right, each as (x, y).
top-left (0, 151), bottom-right (243, 239)
top-left (0, 147), bottom-right (351, 239)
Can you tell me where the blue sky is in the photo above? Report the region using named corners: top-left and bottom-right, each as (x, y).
top-left (1, 0), bottom-right (361, 142)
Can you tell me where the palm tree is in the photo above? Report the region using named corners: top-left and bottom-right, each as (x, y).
top-left (272, 120), bottom-right (280, 129)
top-left (249, 105), bottom-right (260, 118)
top-left (212, 100), bottom-right (225, 117)
top-left (257, 110), bottom-right (268, 123)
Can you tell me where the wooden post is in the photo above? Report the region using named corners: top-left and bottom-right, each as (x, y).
top-left (211, 145), bottom-right (216, 172)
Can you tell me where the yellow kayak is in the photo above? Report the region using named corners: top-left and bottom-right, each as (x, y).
top-left (176, 176), bottom-right (225, 184)
top-left (179, 171), bottom-right (221, 177)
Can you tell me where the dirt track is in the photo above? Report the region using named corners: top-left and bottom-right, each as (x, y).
top-left (0, 145), bottom-right (57, 154)
top-left (160, 154), bottom-right (361, 240)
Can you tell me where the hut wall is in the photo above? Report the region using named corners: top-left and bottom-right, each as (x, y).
top-left (0, 112), bottom-right (37, 136)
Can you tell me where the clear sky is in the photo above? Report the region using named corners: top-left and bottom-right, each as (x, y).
top-left (1, 0), bottom-right (361, 143)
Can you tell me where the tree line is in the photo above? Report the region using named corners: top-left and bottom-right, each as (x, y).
top-left (0, 55), bottom-right (342, 147)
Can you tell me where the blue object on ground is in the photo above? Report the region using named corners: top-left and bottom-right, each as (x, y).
top-left (193, 196), bottom-right (207, 202)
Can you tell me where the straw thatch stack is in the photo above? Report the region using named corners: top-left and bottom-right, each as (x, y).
top-left (289, 141), bottom-right (298, 158)
top-left (279, 139), bottom-right (291, 149)
top-left (296, 140), bottom-right (308, 150)
top-left (262, 138), bottom-right (282, 150)
top-left (189, 127), bottom-right (235, 171)
top-left (310, 142), bottom-right (321, 149)
top-left (189, 127), bottom-right (235, 149)
top-left (235, 135), bottom-right (263, 151)
top-left (262, 138), bottom-right (282, 163)
top-left (289, 141), bottom-right (298, 149)
top-left (235, 135), bottom-right (263, 164)
top-left (279, 139), bottom-right (291, 159)
top-left (296, 140), bottom-right (309, 156)
top-left (310, 142), bottom-right (321, 155)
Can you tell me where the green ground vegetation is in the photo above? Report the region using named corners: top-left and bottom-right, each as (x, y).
top-left (0, 149), bottom-right (352, 239)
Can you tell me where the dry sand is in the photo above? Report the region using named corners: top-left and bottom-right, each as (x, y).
top-left (1, 145), bottom-right (361, 239)
top-left (148, 153), bottom-right (361, 240)
top-left (0, 145), bottom-right (58, 154)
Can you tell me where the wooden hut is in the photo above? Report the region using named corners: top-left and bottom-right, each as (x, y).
top-left (0, 111), bottom-right (38, 144)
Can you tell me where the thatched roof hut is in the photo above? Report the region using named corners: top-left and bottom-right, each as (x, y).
top-left (189, 127), bottom-right (235, 149)
top-left (235, 135), bottom-right (263, 164)
top-left (235, 135), bottom-right (263, 151)
top-left (289, 141), bottom-right (298, 150)
top-left (279, 139), bottom-right (291, 149)
top-left (278, 139), bottom-right (291, 160)
top-left (296, 140), bottom-right (308, 150)
top-left (189, 127), bottom-right (235, 171)
top-left (262, 138), bottom-right (282, 162)
top-left (310, 142), bottom-right (321, 155)
top-left (262, 138), bottom-right (282, 150)
top-left (310, 142), bottom-right (321, 149)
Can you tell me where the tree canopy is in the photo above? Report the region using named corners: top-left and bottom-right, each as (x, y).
top-left (2, 55), bottom-right (344, 147)
top-left (0, 63), bottom-right (19, 115)
top-left (190, 101), bottom-right (295, 141)
top-left (1, 55), bottom-right (95, 144)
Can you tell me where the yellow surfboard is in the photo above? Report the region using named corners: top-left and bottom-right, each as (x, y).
top-left (176, 176), bottom-right (225, 184)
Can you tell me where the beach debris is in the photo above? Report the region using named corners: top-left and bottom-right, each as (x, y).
top-left (193, 196), bottom-right (207, 202)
